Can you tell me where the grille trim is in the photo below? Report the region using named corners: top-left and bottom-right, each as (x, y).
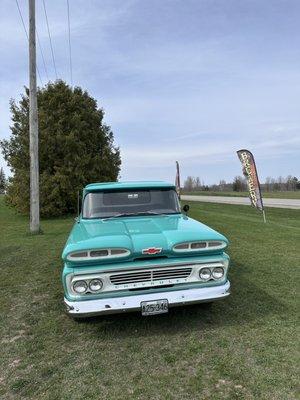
top-left (110, 267), bottom-right (192, 287)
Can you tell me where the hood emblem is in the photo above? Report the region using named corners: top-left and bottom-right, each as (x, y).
top-left (142, 247), bottom-right (162, 255)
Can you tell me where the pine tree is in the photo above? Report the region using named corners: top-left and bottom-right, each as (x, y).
top-left (0, 81), bottom-right (121, 216)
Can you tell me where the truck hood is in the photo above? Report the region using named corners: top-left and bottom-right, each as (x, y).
top-left (62, 214), bottom-right (228, 262)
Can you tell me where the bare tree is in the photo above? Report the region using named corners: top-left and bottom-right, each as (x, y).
top-left (265, 176), bottom-right (272, 192)
top-left (195, 177), bottom-right (201, 190)
top-left (184, 176), bottom-right (194, 191)
top-left (219, 180), bottom-right (226, 191)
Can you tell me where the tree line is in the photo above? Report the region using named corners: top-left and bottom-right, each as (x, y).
top-left (183, 175), bottom-right (300, 192)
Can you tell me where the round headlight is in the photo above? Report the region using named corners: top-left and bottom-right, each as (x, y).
top-left (212, 267), bottom-right (224, 279)
top-left (73, 280), bottom-right (88, 294)
top-left (199, 268), bottom-right (211, 280)
top-left (89, 279), bottom-right (103, 292)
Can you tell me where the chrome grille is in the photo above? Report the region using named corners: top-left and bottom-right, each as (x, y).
top-left (152, 268), bottom-right (192, 280)
top-left (110, 267), bottom-right (192, 286)
top-left (110, 271), bottom-right (152, 285)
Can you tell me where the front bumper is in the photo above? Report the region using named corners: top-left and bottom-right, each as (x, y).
top-left (64, 281), bottom-right (230, 317)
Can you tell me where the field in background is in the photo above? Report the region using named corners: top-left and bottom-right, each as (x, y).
top-left (0, 197), bottom-right (299, 399)
top-left (182, 190), bottom-right (300, 199)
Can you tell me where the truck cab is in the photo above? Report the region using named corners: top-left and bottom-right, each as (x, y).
top-left (62, 181), bottom-right (230, 317)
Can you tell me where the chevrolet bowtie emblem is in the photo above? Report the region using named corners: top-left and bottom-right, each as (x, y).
top-left (142, 247), bottom-right (162, 255)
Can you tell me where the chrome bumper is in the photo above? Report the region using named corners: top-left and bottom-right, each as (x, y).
top-left (64, 281), bottom-right (230, 317)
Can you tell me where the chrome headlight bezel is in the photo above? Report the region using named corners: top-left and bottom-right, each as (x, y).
top-left (71, 277), bottom-right (104, 295)
top-left (89, 278), bottom-right (103, 292)
top-left (199, 267), bottom-right (212, 281)
top-left (73, 280), bottom-right (88, 294)
top-left (199, 266), bottom-right (226, 282)
top-left (212, 267), bottom-right (224, 279)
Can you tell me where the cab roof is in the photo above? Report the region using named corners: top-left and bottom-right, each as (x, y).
top-left (84, 181), bottom-right (175, 192)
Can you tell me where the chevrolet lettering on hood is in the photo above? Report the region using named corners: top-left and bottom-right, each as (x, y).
top-left (62, 181), bottom-right (230, 318)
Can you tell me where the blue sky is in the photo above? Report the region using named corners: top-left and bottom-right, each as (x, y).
top-left (0, 0), bottom-right (299, 184)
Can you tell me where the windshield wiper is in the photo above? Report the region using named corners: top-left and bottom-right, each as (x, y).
top-left (100, 212), bottom-right (136, 220)
top-left (101, 211), bottom-right (171, 221)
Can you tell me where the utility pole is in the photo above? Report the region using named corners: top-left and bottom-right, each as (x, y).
top-left (29, 0), bottom-right (40, 233)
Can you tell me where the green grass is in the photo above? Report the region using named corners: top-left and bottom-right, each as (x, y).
top-left (183, 190), bottom-right (300, 199)
top-left (0, 197), bottom-right (299, 400)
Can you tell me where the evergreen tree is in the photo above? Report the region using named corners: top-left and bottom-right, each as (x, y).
top-left (0, 167), bottom-right (6, 194)
top-left (233, 176), bottom-right (246, 192)
top-left (0, 81), bottom-right (121, 216)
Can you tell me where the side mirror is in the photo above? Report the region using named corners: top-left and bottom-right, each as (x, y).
top-left (182, 204), bottom-right (190, 213)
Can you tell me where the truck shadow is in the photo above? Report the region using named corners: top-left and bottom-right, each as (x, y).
top-left (79, 261), bottom-right (287, 339)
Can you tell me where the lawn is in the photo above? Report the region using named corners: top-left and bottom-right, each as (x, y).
top-left (182, 190), bottom-right (300, 199)
top-left (0, 196), bottom-right (299, 400)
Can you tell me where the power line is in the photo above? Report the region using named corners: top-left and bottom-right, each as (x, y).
top-left (66, 0), bottom-right (73, 86)
top-left (36, 29), bottom-right (49, 82)
top-left (15, 0), bottom-right (44, 86)
top-left (15, 0), bottom-right (28, 40)
top-left (42, 0), bottom-right (58, 79)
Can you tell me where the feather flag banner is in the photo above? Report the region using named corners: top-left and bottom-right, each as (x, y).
top-left (236, 149), bottom-right (266, 222)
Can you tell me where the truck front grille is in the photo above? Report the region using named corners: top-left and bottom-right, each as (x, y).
top-left (110, 267), bottom-right (192, 287)
top-left (69, 261), bottom-right (226, 294)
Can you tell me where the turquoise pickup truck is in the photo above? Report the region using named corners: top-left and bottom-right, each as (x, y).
top-left (62, 181), bottom-right (230, 317)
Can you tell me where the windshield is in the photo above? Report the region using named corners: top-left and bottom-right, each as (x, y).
top-left (82, 188), bottom-right (180, 219)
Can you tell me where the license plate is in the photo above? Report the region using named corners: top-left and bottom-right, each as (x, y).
top-left (141, 299), bottom-right (169, 316)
